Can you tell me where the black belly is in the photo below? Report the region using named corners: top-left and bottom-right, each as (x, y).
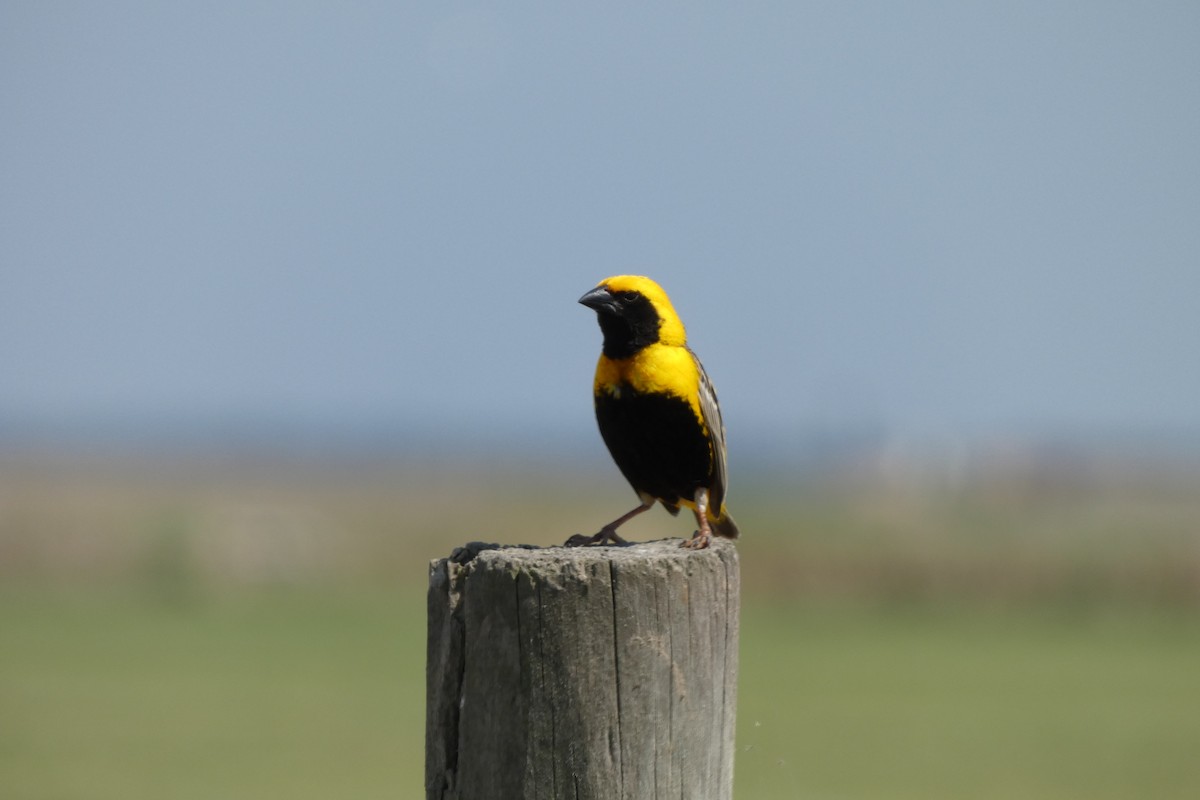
top-left (594, 388), bottom-right (713, 508)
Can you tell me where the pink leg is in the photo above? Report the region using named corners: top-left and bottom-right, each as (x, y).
top-left (565, 501), bottom-right (653, 547)
top-left (681, 488), bottom-right (713, 550)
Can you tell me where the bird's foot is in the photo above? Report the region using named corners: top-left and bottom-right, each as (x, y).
top-left (680, 529), bottom-right (712, 550)
top-left (565, 528), bottom-right (630, 547)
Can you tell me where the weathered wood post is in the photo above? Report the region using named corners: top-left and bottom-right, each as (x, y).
top-left (426, 538), bottom-right (739, 800)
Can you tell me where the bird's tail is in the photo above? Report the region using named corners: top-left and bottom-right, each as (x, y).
top-left (711, 507), bottom-right (739, 539)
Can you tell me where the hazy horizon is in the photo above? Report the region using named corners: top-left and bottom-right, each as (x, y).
top-left (4, 5), bottom-right (1199, 447)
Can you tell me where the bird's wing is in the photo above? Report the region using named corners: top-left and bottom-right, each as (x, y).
top-left (690, 347), bottom-right (728, 510)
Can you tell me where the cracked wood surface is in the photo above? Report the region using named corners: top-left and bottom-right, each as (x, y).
top-left (425, 539), bottom-right (740, 800)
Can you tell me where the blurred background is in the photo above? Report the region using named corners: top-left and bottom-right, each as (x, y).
top-left (2, 3), bottom-right (1198, 798)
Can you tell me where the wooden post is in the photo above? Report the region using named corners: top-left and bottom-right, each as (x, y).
top-left (426, 538), bottom-right (740, 800)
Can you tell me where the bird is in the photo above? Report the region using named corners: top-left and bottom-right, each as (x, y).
top-left (567, 275), bottom-right (739, 550)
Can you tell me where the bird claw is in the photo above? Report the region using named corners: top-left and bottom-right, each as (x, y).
top-left (565, 529), bottom-right (630, 547)
top-left (680, 530), bottom-right (711, 550)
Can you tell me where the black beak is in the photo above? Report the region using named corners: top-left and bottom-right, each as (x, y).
top-left (578, 286), bottom-right (618, 314)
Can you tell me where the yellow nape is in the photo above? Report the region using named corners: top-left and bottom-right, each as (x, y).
top-left (596, 275), bottom-right (687, 346)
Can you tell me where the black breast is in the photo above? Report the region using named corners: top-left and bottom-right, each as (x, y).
top-left (594, 387), bottom-right (713, 508)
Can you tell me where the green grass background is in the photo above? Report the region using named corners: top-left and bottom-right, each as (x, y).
top-left (1, 456), bottom-right (1198, 798)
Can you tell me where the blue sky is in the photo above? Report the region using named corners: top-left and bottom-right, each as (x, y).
top-left (3, 3), bottom-right (1198, 448)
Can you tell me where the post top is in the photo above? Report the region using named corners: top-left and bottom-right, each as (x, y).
top-left (435, 537), bottom-right (738, 572)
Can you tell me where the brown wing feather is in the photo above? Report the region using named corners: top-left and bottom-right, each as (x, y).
top-left (689, 347), bottom-right (728, 511)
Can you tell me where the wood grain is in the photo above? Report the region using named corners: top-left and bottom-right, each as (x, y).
top-left (426, 539), bottom-right (740, 800)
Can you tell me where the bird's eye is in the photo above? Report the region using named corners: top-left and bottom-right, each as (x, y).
top-left (618, 291), bottom-right (639, 302)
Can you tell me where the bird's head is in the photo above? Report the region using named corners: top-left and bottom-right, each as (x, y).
top-left (579, 275), bottom-right (687, 359)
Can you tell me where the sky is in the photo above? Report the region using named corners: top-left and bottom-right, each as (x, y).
top-left (2, 3), bottom-right (1199, 452)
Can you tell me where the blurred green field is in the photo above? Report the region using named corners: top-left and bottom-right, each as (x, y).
top-left (1, 452), bottom-right (1198, 797)
top-left (737, 602), bottom-right (1200, 799)
top-left (0, 584), bottom-right (424, 800)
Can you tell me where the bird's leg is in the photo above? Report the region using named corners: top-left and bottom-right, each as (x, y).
top-left (681, 487), bottom-right (713, 550)
top-left (565, 501), bottom-right (652, 547)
